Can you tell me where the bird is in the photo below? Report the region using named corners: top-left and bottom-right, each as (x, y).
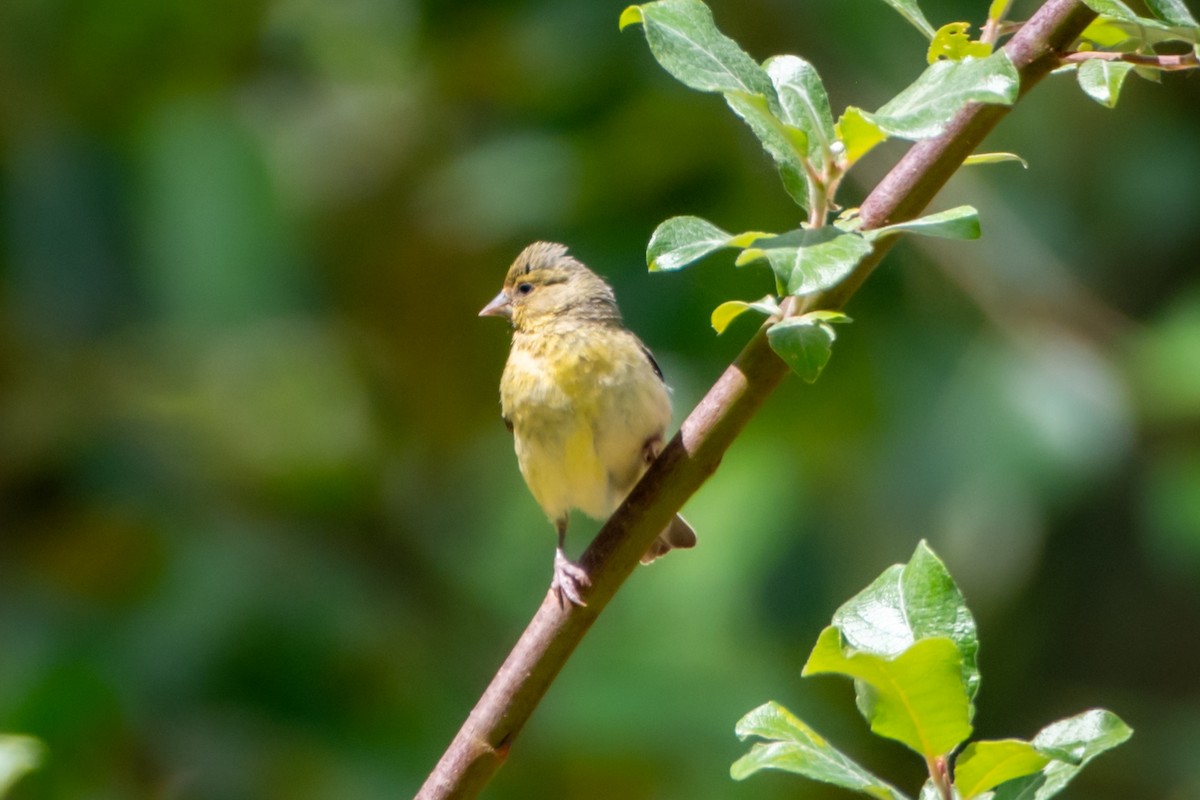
top-left (480, 242), bottom-right (696, 606)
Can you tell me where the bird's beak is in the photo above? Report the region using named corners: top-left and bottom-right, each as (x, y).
top-left (479, 289), bottom-right (512, 319)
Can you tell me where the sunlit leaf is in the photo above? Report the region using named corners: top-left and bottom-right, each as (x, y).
top-left (927, 22), bottom-right (993, 64)
top-left (955, 740), bottom-right (1050, 799)
top-left (731, 702), bottom-right (909, 800)
top-left (711, 296), bottom-right (780, 334)
top-left (1145, 0), bottom-right (1198, 26)
top-left (831, 540), bottom-right (981, 702)
top-left (0, 736), bottom-right (43, 796)
top-left (620, 0), bottom-right (776, 97)
top-left (963, 151), bottom-right (1028, 168)
top-left (867, 205), bottom-right (981, 242)
top-left (836, 107), bottom-right (889, 165)
top-left (803, 628), bottom-right (973, 758)
top-left (766, 311), bottom-right (850, 382)
top-left (765, 55), bottom-right (837, 162)
top-left (1078, 17), bottom-right (1134, 46)
top-left (987, 0), bottom-right (1013, 25)
top-left (860, 51), bottom-right (1020, 140)
top-left (1079, 0), bottom-right (1175, 27)
top-left (724, 91), bottom-right (811, 208)
top-left (876, 0), bottom-right (937, 38)
top-left (647, 215), bottom-right (735, 271)
top-left (1077, 59), bottom-right (1135, 108)
top-left (738, 227), bottom-right (873, 296)
top-left (990, 710), bottom-right (1133, 800)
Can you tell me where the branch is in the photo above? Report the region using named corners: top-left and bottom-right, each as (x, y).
top-left (1062, 49), bottom-right (1200, 70)
top-left (417, 2), bottom-right (1096, 797)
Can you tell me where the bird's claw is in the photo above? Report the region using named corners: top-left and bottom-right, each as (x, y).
top-left (551, 548), bottom-right (590, 607)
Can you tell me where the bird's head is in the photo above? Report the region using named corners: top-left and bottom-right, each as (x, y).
top-left (479, 242), bottom-right (620, 331)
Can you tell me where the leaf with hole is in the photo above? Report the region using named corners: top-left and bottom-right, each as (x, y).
top-left (927, 22), bottom-right (993, 64)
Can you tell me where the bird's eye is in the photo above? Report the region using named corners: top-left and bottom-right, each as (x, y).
top-left (516, 282), bottom-right (534, 295)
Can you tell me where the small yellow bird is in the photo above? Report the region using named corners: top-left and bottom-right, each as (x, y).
top-left (480, 242), bottom-right (696, 605)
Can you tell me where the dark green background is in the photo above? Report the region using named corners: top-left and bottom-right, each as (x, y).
top-left (1, 0), bottom-right (1198, 797)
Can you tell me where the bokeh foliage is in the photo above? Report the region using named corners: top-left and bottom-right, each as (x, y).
top-left (0, 0), bottom-right (1198, 798)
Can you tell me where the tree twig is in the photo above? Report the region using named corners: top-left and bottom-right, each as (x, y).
top-left (1062, 49), bottom-right (1200, 70)
top-left (416, 2), bottom-right (1097, 797)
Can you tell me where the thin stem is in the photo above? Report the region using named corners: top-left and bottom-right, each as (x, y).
top-left (927, 755), bottom-right (954, 800)
top-left (417, 2), bottom-right (1098, 798)
top-left (804, 157), bottom-right (829, 228)
top-left (981, 0), bottom-right (1015, 46)
top-left (1062, 49), bottom-right (1200, 70)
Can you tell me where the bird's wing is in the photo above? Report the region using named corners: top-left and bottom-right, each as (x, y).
top-left (639, 342), bottom-right (664, 382)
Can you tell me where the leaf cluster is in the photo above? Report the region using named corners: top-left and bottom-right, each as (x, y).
top-left (1072, 0), bottom-right (1199, 107)
top-left (732, 542), bottom-right (1132, 800)
top-left (623, 0), bottom-right (1198, 386)
top-left (621, 0), bottom-right (1016, 382)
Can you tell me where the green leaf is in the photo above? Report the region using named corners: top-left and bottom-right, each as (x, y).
top-left (765, 55), bottom-right (837, 162)
top-left (0, 736), bottom-right (43, 796)
top-left (1076, 59), bottom-right (1135, 108)
top-left (738, 227), bottom-right (873, 296)
top-left (647, 215), bottom-right (736, 271)
top-left (867, 205), bottom-right (981, 242)
top-left (724, 91), bottom-right (811, 208)
top-left (987, 0), bottom-right (1013, 25)
top-left (1081, 0), bottom-right (1200, 42)
top-left (711, 296), bottom-right (780, 334)
top-left (990, 710), bottom-right (1133, 800)
top-left (927, 22), bottom-right (993, 64)
top-left (1078, 17), bottom-right (1134, 46)
top-left (955, 740), bottom-right (1050, 799)
top-left (766, 312), bottom-right (849, 382)
top-left (803, 628), bottom-right (973, 758)
top-left (861, 51), bottom-right (1019, 141)
top-left (836, 107), bottom-right (889, 165)
top-left (877, 0), bottom-right (937, 38)
top-left (963, 151), bottom-right (1028, 168)
top-left (731, 702), bottom-right (910, 800)
top-left (831, 540), bottom-right (981, 702)
top-left (1145, 0), bottom-right (1198, 26)
top-left (620, 0), bottom-right (776, 97)
top-left (1079, 0), bottom-right (1174, 27)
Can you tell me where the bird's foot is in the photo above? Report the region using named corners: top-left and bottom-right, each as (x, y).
top-left (550, 548), bottom-right (590, 607)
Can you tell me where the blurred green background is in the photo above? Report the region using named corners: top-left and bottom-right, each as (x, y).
top-left (1, 0), bottom-right (1198, 797)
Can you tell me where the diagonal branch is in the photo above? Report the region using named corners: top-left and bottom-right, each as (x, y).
top-left (416, 2), bottom-right (1097, 797)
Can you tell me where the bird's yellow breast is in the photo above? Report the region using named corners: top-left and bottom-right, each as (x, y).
top-left (499, 323), bottom-right (670, 522)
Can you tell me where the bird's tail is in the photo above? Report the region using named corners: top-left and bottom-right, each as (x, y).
top-left (641, 514), bottom-right (697, 565)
